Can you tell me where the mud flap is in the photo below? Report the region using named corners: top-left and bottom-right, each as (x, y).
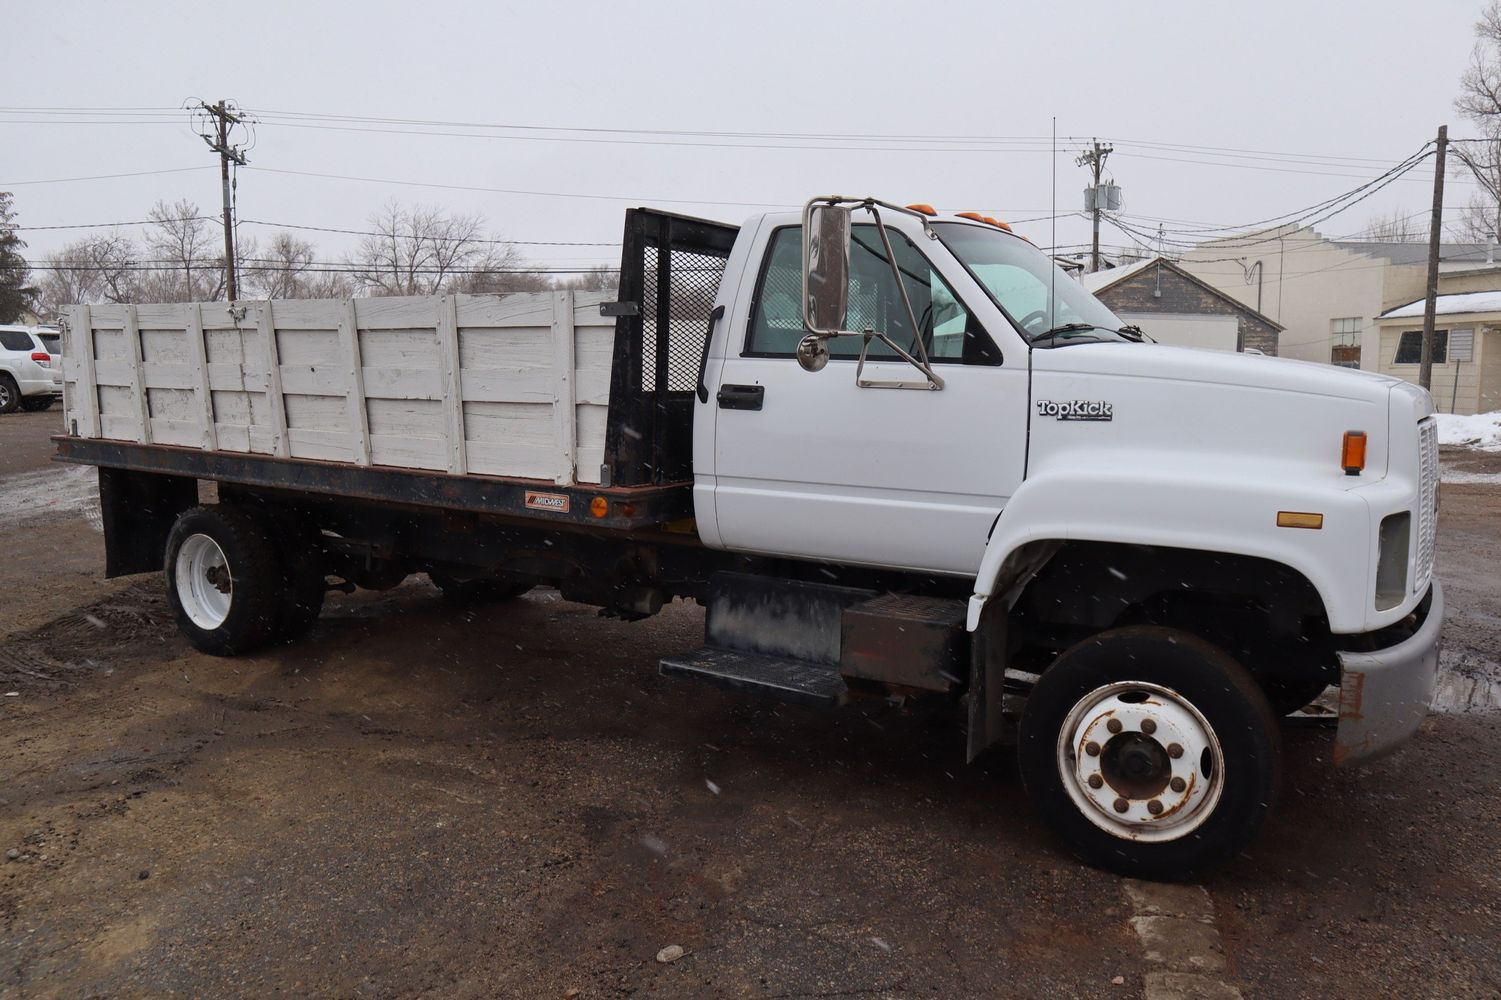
top-left (98, 466), bottom-right (198, 577)
top-left (966, 599), bottom-right (1011, 762)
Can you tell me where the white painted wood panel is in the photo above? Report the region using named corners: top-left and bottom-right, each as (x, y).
top-left (69, 292), bottom-right (618, 486)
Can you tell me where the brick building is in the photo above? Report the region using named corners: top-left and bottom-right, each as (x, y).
top-left (1080, 257), bottom-right (1283, 355)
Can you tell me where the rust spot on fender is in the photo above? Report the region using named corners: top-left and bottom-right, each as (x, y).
top-left (1334, 671), bottom-right (1368, 766)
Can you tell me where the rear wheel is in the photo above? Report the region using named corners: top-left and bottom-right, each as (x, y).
top-left (0, 376), bottom-right (18, 414)
top-left (165, 505), bottom-right (285, 656)
top-left (428, 571), bottom-right (531, 604)
top-left (1019, 626), bottom-right (1279, 880)
top-left (20, 396), bottom-right (55, 412)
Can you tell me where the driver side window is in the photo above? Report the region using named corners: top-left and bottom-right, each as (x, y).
top-left (745, 226), bottom-right (1000, 365)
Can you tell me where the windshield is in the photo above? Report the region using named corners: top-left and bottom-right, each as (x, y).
top-left (931, 223), bottom-right (1129, 345)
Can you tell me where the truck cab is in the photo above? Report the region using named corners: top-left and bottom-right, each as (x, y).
top-left (696, 201), bottom-right (1436, 626)
top-left (676, 198), bottom-right (1441, 874)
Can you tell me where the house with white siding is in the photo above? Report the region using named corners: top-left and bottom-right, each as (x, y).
top-left (1178, 226), bottom-right (1494, 375)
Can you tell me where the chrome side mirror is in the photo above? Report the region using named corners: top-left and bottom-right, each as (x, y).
top-left (795, 334), bottom-right (830, 372)
top-left (802, 203), bottom-right (851, 335)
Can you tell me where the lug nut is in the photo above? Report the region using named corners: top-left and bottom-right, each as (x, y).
top-left (1085, 741), bottom-right (1101, 757)
top-left (1141, 719), bottom-right (1157, 735)
top-left (1106, 718), bottom-right (1123, 734)
top-left (1113, 797), bottom-right (1129, 813)
top-left (1088, 774), bottom-right (1104, 789)
top-left (1167, 743), bottom-right (1184, 759)
top-left (1147, 800), bottom-right (1164, 816)
top-left (1170, 776), bottom-right (1187, 793)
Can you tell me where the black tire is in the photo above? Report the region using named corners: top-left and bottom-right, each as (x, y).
top-left (0, 376), bottom-right (18, 414)
top-left (428, 571), bottom-right (531, 604)
top-left (1018, 626), bottom-right (1279, 880)
top-left (20, 396), bottom-right (55, 412)
top-left (164, 505), bottom-right (286, 656)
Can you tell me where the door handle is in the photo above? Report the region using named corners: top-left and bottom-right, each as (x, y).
top-left (717, 384), bottom-right (765, 411)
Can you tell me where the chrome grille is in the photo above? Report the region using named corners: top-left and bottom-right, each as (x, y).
top-left (1415, 418), bottom-right (1438, 591)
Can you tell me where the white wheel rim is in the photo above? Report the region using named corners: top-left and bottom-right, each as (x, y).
top-left (175, 533), bottom-right (233, 630)
top-left (1056, 680), bottom-right (1225, 843)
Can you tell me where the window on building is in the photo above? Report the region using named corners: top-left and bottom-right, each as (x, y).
top-left (1392, 329), bottom-right (1447, 365)
top-left (1330, 317), bottom-right (1362, 368)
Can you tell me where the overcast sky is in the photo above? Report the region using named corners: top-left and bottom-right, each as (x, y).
top-left (3, 0), bottom-right (1488, 276)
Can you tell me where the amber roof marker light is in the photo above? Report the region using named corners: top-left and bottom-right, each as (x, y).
top-left (1341, 431), bottom-right (1367, 476)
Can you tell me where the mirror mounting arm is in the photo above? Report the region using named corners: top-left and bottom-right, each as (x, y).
top-left (799, 195), bottom-right (946, 390)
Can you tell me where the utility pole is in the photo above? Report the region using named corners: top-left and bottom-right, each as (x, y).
top-left (1077, 139), bottom-right (1113, 272)
top-left (193, 100), bottom-right (250, 301)
top-left (1419, 125), bottom-right (1448, 391)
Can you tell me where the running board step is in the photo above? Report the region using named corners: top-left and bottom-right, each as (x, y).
top-left (660, 647), bottom-right (848, 708)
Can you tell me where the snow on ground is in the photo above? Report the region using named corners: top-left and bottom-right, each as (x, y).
top-left (0, 464), bottom-right (101, 529)
top-left (1443, 468), bottom-right (1501, 485)
top-left (1436, 410), bottom-right (1501, 452)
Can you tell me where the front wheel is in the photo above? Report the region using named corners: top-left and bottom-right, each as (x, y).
top-left (1019, 626), bottom-right (1279, 880)
top-left (0, 376), bottom-right (18, 414)
top-left (165, 506), bottom-right (286, 656)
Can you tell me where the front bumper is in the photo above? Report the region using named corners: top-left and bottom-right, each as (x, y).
top-left (1334, 580), bottom-right (1443, 765)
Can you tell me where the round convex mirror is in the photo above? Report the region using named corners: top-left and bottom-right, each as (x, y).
top-left (796, 335), bottom-right (830, 372)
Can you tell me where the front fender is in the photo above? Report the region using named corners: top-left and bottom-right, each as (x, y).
top-left (966, 457), bottom-right (1375, 634)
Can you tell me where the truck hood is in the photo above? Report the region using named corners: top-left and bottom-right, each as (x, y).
top-left (1028, 342), bottom-right (1431, 483)
top-left (1033, 342), bottom-right (1400, 405)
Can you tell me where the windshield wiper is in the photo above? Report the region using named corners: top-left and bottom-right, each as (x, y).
top-left (1116, 324), bottom-right (1149, 343)
top-left (1027, 322), bottom-right (1098, 345)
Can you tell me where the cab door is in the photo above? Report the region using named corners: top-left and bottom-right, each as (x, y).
top-left (710, 222), bottom-right (1029, 576)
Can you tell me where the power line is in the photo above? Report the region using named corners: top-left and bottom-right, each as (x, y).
top-left (1102, 145), bottom-right (1435, 256)
top-left (0, 166), bottom-right (212, 185)
top-left (238, 219), bottom-right (617, 247)
top-left (24, 260), bottom-right (621, 275)
top-left (251, 166), bottom-right (797, 208)
top-left (14, 216), bottom-right (216, 231)
top-left (3, 106), bottom-right (1441, 178)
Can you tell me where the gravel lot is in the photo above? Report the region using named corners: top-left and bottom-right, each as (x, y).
top-left (2, 408), bottom-right (1499, 999)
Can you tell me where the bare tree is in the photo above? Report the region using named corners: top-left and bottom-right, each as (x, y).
top-left (1360, 210), bottom-right (1423, 242)
top-left (243, 231), bottom-right (351, 299)
top-left (555, 266), bottom-right (621, 294)
top-left (1454, 1), bottom-right (1501, 243)
top-left (347, 201), bottom-right (527, 297)
top-left (37, 234), bottom-right (141, 315)
top-left (140, 199), bottom-right (225, 301)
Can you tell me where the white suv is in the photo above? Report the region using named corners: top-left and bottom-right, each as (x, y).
top-left (0, 325), bottom-right (63, 413)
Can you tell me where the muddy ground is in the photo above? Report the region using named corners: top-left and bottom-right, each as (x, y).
top-left (1, 407), bottom-right (1499, 999)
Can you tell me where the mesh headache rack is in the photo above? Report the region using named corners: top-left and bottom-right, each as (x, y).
top-left (602, 208), bottom-right (739, 487)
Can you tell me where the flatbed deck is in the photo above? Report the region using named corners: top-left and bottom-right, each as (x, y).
top-left (53, 435), bottom-right (693, 530)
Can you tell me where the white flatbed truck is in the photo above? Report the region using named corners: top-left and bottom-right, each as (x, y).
top-left (54, 198), bottom-right (1443, 878)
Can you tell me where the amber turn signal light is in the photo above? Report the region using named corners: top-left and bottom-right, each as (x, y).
top-left (1277, 511), bottom-right (1324, 530)
top-left (1341, 431), bottom-right (1367, 476)
top-left (590, 496), bottom-right (610, 518)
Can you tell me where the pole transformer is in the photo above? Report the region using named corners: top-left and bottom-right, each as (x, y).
top-left (1077, 140), bottom-right (1113, 273)
top-left (193, 100), bottom-right (249, 301)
